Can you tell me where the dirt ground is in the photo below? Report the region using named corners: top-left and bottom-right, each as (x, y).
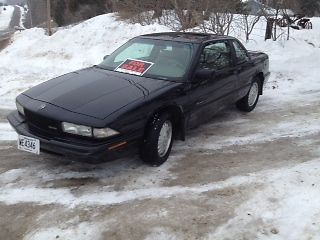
top-left (0, 93), bottom-right (319, 240)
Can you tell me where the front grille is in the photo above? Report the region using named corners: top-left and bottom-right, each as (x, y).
top-left (25, 109), bottom-right (61, 136)
top-left (23, 109), bottom-right (110, 145)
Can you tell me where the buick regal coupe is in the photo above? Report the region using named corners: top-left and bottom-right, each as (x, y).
top-left (8, 32), bottom-right (270, 166)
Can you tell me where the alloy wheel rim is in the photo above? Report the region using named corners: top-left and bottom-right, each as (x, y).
top-left (157, 120), bottom-right (173, 158)
top-left (248, 82), bottom-right (259, 107)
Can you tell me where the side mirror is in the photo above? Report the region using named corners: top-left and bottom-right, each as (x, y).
top-left (103, 55), bottom-right (110, 60)
top-left (193, 68), bottom-right (214, 82)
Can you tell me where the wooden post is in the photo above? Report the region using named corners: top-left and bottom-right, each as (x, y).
top-left (47, 0), bottom-right (52, 36)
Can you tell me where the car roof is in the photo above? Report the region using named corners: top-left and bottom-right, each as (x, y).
top-left (138, 32), bottom-right (235, 43)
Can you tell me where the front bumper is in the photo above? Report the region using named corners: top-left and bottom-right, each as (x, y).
top-left (7, 111), bottom-right (140, 162)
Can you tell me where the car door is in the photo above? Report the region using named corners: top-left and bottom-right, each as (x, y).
top-left (231, 40), bottom-right (256, 101)
top-left (187, 40), bottom-right (238, 128)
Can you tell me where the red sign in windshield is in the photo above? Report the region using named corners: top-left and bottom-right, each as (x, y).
top-left (115, 59), bottom-right (154, 76)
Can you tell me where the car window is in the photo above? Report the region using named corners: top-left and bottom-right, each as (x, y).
top-left (114, 42), bottom-right (154, 63)
top-left (199, 42), bottom-right (232, 70)
top-left (99, 39), bottom-right (196, 81)
top-left (232, 40), bottom-right (249, 64)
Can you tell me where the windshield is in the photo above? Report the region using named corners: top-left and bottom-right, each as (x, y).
top-left (98, 38), bottom-right (196, 81)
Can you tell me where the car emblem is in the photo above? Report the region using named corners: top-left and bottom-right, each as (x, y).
top-left (39, 104), bottom-right (46, 110)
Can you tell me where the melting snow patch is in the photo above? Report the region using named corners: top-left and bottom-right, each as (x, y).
top-left (0, 122), bottom-right (17, 141)
top-left (24, 221), bottom-right (105, 240)
top-left (1, 158), bottom-right (320, 240)
top-left (180, 112), bottom-right (320, 151)
top-left (0, 168), bottom-right (26, 183)
top-left (0, 171), bottom-right (259, 207)
top-left (205, 159), bottom-right (320, 240)
top-left (144, 227), bottom-right (179, 240)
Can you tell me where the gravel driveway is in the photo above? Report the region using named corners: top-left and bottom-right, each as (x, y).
top-left (0, 90), bottom-right (319, 239)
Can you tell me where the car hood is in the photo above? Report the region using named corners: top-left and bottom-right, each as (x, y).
top-left (23, 67), bottom-right (175, 119)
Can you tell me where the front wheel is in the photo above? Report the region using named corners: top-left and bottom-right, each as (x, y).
top-left (140, 113), bottom-right (174, 166)
top-left (236, 80), bottom-right (261, 112)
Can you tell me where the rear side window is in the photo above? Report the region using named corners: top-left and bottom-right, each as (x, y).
top-left (199, 42), bottom-right (232, 70)
top-left (232, 41), bottom-right (249, 64)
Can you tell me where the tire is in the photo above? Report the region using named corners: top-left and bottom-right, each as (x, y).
top-left (140, 113), bottom-right (174, 166)
top-left (236, 79), bottom-right (261, 112)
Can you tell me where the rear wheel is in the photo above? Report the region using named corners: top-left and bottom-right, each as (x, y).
top-left (140, 113), bottom-right (174, 166)
top-left (236, 79), bottom-right (260, 112)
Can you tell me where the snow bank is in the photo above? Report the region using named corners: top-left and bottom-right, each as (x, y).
top-left (0, 5), bottom-right (14, 30)
top-left (0, 13), bottom-right (170, 108)
top-left (244, 17), bottom-right (320, 104)
top-left (1, 14), bottom-right (320, 110)
top-left (192, 16), bottom-right (320, 106)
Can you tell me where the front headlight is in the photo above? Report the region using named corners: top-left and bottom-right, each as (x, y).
top-left (93, 128), bottom-right (119, 138)
top-left (16, 100), bottom-right (25, 116)
top-left (62, 122), bottom-right (92, 137)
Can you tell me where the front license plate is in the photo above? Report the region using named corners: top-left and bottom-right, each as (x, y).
top-left (18, 135), bottom-right (40, 155)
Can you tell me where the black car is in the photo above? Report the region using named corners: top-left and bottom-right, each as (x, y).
top-left (8, 32), bottom-right (270, 166)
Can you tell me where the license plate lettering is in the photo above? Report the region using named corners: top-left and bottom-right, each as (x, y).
top-left (18, 135), bottom-right (40, 155)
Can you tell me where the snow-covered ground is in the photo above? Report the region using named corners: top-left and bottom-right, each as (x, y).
top-left (207, 159), bottom-right (320, 240)
top-left (0, 5), bottom-right (14, 30)
top-left (0, 13), bottom-right (320, 240)
top-left (0, 122), bottom-right (16, 140)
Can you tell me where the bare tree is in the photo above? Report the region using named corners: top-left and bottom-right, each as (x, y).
top-left (204, 12), bottom-right (234, 35)
top-left (115, 0), bottom-right (173, 26)
top-left (170, 0), bottom-right (199, 30)
top-left (280, 0), bottom-right (297, 40)
top-left (200, 0), bottom-right (240, 35)
top-left (266, 0), bottom-right (296, 41)
top-left (239, 3), bottom-right (262, 42)
top-left (115, 0), bottom-right (243, 34)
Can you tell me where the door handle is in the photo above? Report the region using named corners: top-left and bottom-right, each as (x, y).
top-left (196, 99), bottom-right (207, 105)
